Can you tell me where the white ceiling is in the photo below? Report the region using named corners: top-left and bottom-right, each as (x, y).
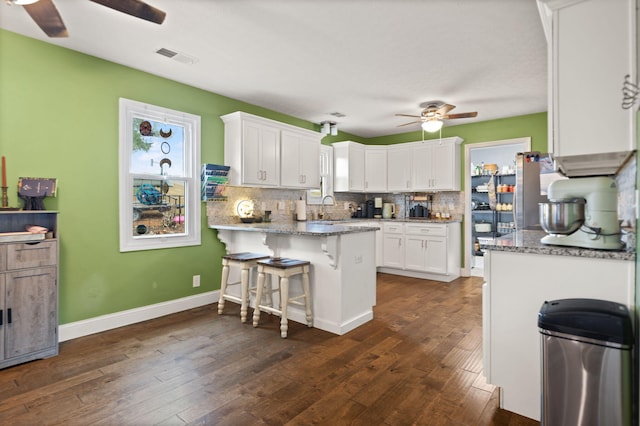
top-left (0, 0), bottom-right (548, 138)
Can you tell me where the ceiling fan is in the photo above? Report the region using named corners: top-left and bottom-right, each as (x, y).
top-left (396, 101), bottom-right (478, 133)
top-left (6, 0), bottom-right (166, 38)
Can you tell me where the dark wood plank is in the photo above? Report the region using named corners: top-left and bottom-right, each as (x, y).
top-left (0, 273), bottom-right (538, 426)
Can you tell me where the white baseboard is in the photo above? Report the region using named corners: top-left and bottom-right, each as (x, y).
top-left (59, 291), bottom-right (220, 342)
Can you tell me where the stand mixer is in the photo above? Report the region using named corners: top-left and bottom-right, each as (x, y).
top-left (540, 176), bottom-right (622, 250)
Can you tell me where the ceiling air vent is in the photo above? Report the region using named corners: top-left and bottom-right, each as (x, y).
top-left (155, 48), bottom-right (198, 65)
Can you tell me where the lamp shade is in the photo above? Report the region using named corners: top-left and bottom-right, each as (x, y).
top-left (422, 119), bottom-right (443, 133)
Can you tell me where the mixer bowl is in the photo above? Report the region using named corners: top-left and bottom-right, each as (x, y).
top-left (539, 198), bottom-right (586, 235)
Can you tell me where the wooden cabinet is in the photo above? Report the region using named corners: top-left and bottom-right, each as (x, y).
top-left (386, 145), bottom-right (412, 192)
top-left (538, 0), bottom-right (636, 176)
top-left (333, 141), bottom-right (365, 192)
top-left (364, 146), bottom-right (387, 192)
top-left (382, 222), bottom-right (404, 268)
top-left (0, 211), bottom-right (59, 369)
top-left (411, 138), bottom-right (462, 191)
top-left (281, 131), bottom-right (320, 188)
top-left (222, 111), bottom-right (321, 188)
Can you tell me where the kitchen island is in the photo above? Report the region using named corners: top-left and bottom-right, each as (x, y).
top-left (481, 230), bottom-right (635, 421)
top-left (210, 222), bottom-right (379, 335)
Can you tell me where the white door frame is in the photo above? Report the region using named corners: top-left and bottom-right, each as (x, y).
top-left (462, 137), bottom-right (531, 276)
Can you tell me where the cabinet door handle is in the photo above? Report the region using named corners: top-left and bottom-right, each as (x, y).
top-left (0, 309), bottom-right (2, 326)
top-left (7, 308), bottom-right (11, 324)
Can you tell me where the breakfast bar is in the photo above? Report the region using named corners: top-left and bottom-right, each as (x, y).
top-left (209, 222), bottom-right (379, 335)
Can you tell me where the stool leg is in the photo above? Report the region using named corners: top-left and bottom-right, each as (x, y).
top-left (264, 274), bottom-right (273, 308)
top-left (218, 259), bottom-right (229, 314)
top-left (280, 276), bottom-right (289, 338)
top-left (302, 267), bottom-right (312, 327)
top-left (240, 265), bottom-right (250, 323)
top-left (253, 267), bottom-right (266, 327)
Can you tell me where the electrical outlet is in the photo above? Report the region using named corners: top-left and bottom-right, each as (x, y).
top-left (192, 275), bottom-right (200, 287)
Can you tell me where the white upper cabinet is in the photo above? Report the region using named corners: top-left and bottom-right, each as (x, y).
top-left (334, 137), bottom-right (462, 193)
top-left (364, 146), bottom-right (388, 192)
top-left (240, 119), bottom-right (280, 186)
top-left (538, 0), bottom-right (636, 176)
top-left (222, 111), bottom-right (321, 188)
top-left (281, 131), bottom-right (320, 189)
top-left (333, 141), bottom-right (366, 192)
top-left (387, 145), bottom-right (412, 192)
top-left (411, 138), bottom-right (462, 191)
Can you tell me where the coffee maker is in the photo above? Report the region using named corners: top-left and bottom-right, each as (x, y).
top-left (374, 197), bottom-right (383, 218)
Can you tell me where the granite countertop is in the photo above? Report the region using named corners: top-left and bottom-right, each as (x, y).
top-left (331, 218), bottom-right (462, 224)
top-left (482, 230), bottom-right (635, 261)
top-left (209, 222), bottom-right (380, 236)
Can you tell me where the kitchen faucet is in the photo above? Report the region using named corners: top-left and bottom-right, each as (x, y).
top-left (320, 195), bottom-right (335, 220)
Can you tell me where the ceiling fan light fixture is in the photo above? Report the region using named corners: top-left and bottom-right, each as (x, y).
top-left (11, 0), bottom-right (40, 4)
top-left (422, 119), bottom-right (443, 133)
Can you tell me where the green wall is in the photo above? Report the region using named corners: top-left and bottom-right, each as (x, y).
top-left (0, 29), bottom-right (546, 325)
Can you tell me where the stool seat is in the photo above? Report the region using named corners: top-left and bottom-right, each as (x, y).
top-left (253, 257), bottom-right (312, 338)
top-left (218, 252), bottom-right (270, 322)
top-left (224, 252), bottom-right (270, 262)
top-left (257, 257), bottom-right (310, 268)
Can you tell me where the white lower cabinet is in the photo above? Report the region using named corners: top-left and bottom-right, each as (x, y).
top-left (380, 221), bottom-right (460, 282)
top-left (483, 249), bottom-right (634, 421)
top-left (382, 223), bottom-right (404, 268)
top-left (404, 224), bottom-right (447, 274)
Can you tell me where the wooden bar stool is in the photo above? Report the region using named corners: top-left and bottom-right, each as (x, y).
top-left (252, 257), bottom-right (312, 338)
top-left (218, 252), bottom-right (270, 322)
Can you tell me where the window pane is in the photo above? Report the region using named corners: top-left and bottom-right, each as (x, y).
top-left (132, 178), bottom-right (186, 237)
top-left (131, 118), bottom-right (185, 176)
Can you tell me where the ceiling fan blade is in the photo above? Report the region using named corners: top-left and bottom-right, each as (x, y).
top-left (436, 103), bottom-right (456, 115)
top-left (397, 120), bottom-right (422, 127)
top-left (395, 113), bottom-right (421, 118)
top-left (23, 0), bottom-right (68, 38)
top-left (442, 112), bottom-right (478, 120)
top-left (89, 0), bottom-right (166, 24)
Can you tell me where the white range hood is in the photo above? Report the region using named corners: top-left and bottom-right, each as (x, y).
top-left (553, 151), bottom-right (635, 177)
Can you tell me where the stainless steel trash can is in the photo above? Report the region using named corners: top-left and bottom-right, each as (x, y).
top-left (538, 298), bottom-right (633, 426)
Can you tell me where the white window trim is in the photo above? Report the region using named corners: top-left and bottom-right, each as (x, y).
top-left (118, 98), bottom-right (201, 252)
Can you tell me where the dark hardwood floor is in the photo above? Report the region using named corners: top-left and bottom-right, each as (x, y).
top-left (0, 273), bottom-right (537, 425)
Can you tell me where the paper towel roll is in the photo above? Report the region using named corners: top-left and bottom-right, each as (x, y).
top-left (296, 199), bottom-right (307, 221)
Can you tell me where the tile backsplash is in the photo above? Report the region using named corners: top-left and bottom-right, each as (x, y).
top-left (207, 152), bottom-right (636, 236)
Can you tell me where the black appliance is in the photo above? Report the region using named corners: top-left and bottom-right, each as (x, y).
top-left (366, 200), bottom-right (375, 218)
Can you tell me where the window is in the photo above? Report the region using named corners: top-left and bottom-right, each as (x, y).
top-left (119, 98), bottom-right (201, 252)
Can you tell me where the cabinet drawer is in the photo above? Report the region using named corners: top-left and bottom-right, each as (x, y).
top-left (383, 222), bottom-right (404, 234)
top-left (7, 241), bottom-right (57, 270)
top-left (405, 224), bottom-right (446, 237)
